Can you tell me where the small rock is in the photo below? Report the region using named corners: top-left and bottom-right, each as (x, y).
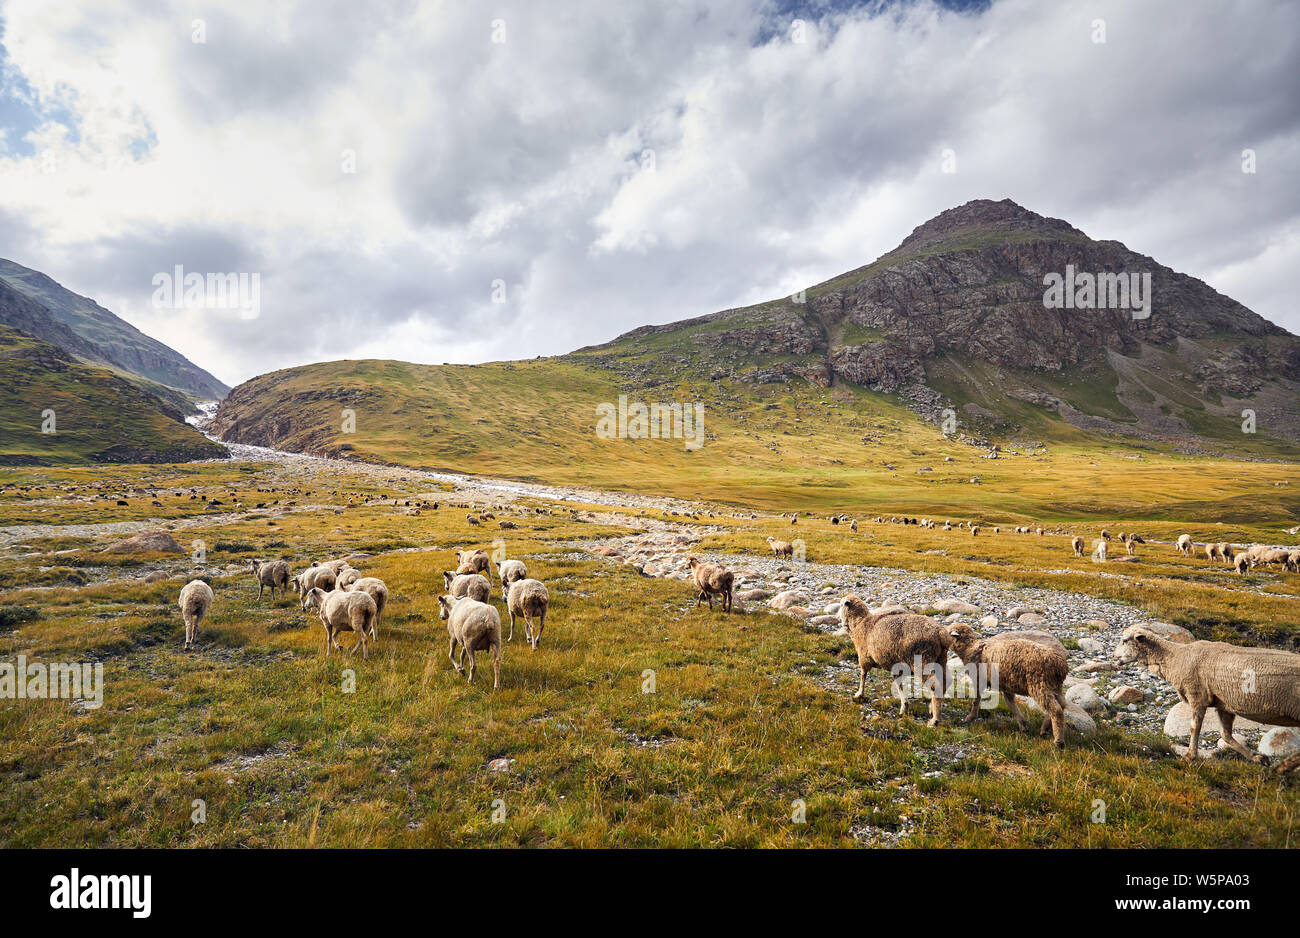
top-left (935, 598), bottom-right (980, 615)
top-left (1077, 637), bottom-right (1103, 655)
top-left (1108, 685), bottom-right (1144, 706)
top-left (1135, 621), bottom-right (1195, 645)
top-left (978, 615), bottom-right (999, 629)
top-left (1259, 727), bottom-right (1300, 759)
top-left (1077, 659), bottom-right (1117, 673)
top-left (1017, 612), bottom-right (1046, 626)
top-left (1065, 684), bottom-right (1108, 713)
top-left (769, 590), bottom-right (811, 610)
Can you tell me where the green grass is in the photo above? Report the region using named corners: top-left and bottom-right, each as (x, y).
top-left (1, 460), bottom-right (1298, 847)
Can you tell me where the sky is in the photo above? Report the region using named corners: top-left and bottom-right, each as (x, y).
top-left (0, 0), bottom-right (1295, 388)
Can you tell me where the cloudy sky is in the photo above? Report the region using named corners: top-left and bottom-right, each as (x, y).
top-left (0, 0), bottom-right (1296, 387)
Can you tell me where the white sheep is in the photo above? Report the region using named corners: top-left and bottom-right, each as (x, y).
top-left (294, 565), bottom-right (337, 607)
top-left (1091, 538), bottom-right (1108, 563)
top-left (250, 559), bottom-right (291, 600)
top-left (497, 558), bottom-right (528, 601)
top-left (336, 567), bottom-right (362, 590)
top-left (1176, 534), bottom-right (1192, 556)
top-left (343, 576), bottom-right (388, 639)
top-left (506, 578), bottom-right (550, 649)
top-left (438, 594), bottom-right (502, 688)
top-left (303, 586), bottom-right (376, 660)
top-left (178, 579), bottom-right (214, 649)
top-left (444, 571), bottom-right (491, 603)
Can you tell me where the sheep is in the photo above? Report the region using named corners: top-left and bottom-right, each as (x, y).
top-left (343, 576), bottom-right (388, 638)
top-left (178, 579), bottom-right (214, 649)
top-left (1071, 536), bottom-right (1085, 557)
top-left (1234, 553), bottom-right (1250, 575)
top-left (303, 587), bottom-right (376, 660)
top-left (1288, 549), bottom-right (1300, 573)
top-left (970, 525), bottom-right (980, 537)
top-left (1124, 536), bottom-right (1138, 557)
top-left (1101, 529), bottom-right (1112, 541)
top-left (467, 513), bottom-right (481, 526)
top-left (438, 595), bottom-right (502, 688)
top-left (250, 559), bottom-right (291, 600)
top-left (687, 557), bottom-right (734, 612)
top-left (505, 578), bottom-right (550, 649)
top-left (765, 536), bottom-right (794, 559)
top-left (456, 548), bottom-right (492, 581)
top-left (1219, 543), bottom-right (1235, 564)
top-left (837, 595), bottom-right (949, 726)
top-left (945, 623), bottom-right (1069, 747)
top-left (497, 558), bottom-right (528, 600)
top-left (1115, 625), bottom-right (1300, 767)
top-left (1092, 538), bottom-right (1108, 563)
top-left (444, 571), bottom-right (491, 603)
top-left (1176, 534), bottom-right (1192, 556)
top-left (336, 567), bottom-right (362, 590)
top-left (294, 565), bottom-right (337, 606)
top-left (1205, 543), bottom-right (1220, 562)
top-left (311, 559), bottom-right (352, 574)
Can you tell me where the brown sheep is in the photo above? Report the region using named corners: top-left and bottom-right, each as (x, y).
top-left (945, 623), bottom-right (1068, 747)
top-left (687, 557), bottom-right (734, 612)
top-left (438, 595), bottom-right (502, 688)
top-left (1071, 536), bottom-right (1085, 557)
top-left (178, 579), bottom-right (214, 650)
top-left (837, 595), bottom-right (948, 726)
top-left (1116, 625), bottom-right (1300, 767)
top-left (765, 536), bottom-right (794, 559)
top-left (250, 559), bottom-right (291, 600)
top-left (456, 548), bottom-right (492, 581)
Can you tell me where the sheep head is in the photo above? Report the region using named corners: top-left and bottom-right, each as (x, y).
top-left (438, 594), bottom-right (458, 620)
top-left (945, 622), bottom-right (979, 657)
top-left (302, 587), bottom-right (324, 612)
top-left (443, 571), bottom-right (456, 588)
top-left (1114, 625), bottom-right (1164, 673)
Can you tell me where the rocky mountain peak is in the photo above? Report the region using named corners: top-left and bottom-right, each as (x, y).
top-left (895, 198), bottom-right (1085, 253)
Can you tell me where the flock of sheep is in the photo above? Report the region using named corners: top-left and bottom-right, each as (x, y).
top-left (174, 549), bottom-right (552, 691)
top-left (170, 504), bottom-right (1300, 775)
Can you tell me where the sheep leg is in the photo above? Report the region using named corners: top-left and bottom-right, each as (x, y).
top-left (1004, 693), bottom-right (1027, 731)
top-left (324, 623), bottom-right (333, 657)
top-left (257, 582), bottom-right (264, 600)
top-left (464, 648), bottom-right (476, 684)
top-left (534, 610), bottom-right (545, 648)
top-left (507, 609), bottom-right (516, 642)
top-left (1216, 710), bottom-right (1266, 764)
top-left (1186, 704), bottom-right (1207, 759)
top-left (891, 678), bottom-right (909, 717)
top-left (927, 691), bottom-right (941, 727)
top-left (491, 641), bottom-right (501, 690)
top-left (448, 636), bottom-right (462, 673)
top-left (852, 665), bottom-right (868, 703)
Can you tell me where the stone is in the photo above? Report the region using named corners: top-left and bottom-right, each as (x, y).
top-left (737, 588), bottom-right (771, 601)
top-left (1258, 727), bottom-right (1300, 759)
top-left (1066, 684), bottom-right (1107, 713)
top-left (809, 615), bottom-right (840, 626)
top-left (142, 571), bottom-right (171, 583)
top-left (769, 590), bottom-right (811, 610)
top-left (978, 616), bottom-right (999, 629)
top-left (935, 598), bottom-right (980, 615)
top-left (1134, 621), bottom-right (1194, 644)
top-left (1077, 659), bottom-right (1117, 673)
top-left (1108, 685), bottom-right (1144, 705)
top-left (1017, 612), bottom-right (1047, 626)
top-left (1077, 637), bottom-right (1104, 655)
top-left (822, 602), bottom-right (841, 616)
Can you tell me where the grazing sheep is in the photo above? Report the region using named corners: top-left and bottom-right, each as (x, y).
top-left (1176, 534), bottom-right (1192, 556)
top-left (1092, 538), bottom-right (1108, 563)
top-left (850, 519), bottom-right (858, 532)
top-left (498, 520), bottom-right (518, 530)
top-left (178, 579), bottom-right (214, 650)
top-left (467, 513), bottom-right (481, 526)
top-left (1115, 625), bottom-right (1300, 767)
top-left (945, 623), bottom-right (1069, 747)
top-left (336, 567), bottom-right (362, 590)
top-left (765, 536), bottom-right (794, 559)
top-left (1205, 543), bottom-right (1220, 562)
top-left (303, 587), bottom-right (376, 660)
top-left (1234, 553), bottom-right (1250, 575)
top-left (837, 595), bottom-right (949, 726)
top-left (250, 559), bottom-right (291, 600)
top-left (456, 548), bottom-right (492, 581)
top-left (444, 571), bottom-right (491, 603)
top-left (497, 558), bottom-right (528, 600)
top-left (1288, 549), bottom-right (1300, 572)
top-left (311, 559), bottom-right (352, 575)
top-left (294, 565), bottom-right (337, 606)
top-left (1071, 536), bottom-right (1085, 557)
top-left (970, 525), bottom-right (980, 537)
top-left (438, 595), bottom-right (502, 687)
top-left (1124, 536), bottom-right (1138, 557)
top-left (343, 576), bottom-right (388, 638)
top-left (687, 557), bottom-right (734, 612)
top-left (1100, 529), bottom-right (1112, 541)
top-left (505, 578), bottom-right (551, 649)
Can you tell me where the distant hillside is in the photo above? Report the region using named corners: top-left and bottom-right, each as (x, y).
top-left (208, 199), bottom-right (1300, 510)
top-left (0, 258), bottom-right (229, 403)
top-left (0, 325), bottom-right (228, 465)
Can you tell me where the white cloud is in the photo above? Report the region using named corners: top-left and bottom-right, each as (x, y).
top-left (0, 0), bottom-right (1295, 386)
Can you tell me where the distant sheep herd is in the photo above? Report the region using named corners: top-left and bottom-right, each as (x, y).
top-left (171, 507), bottom-right (1300, 774)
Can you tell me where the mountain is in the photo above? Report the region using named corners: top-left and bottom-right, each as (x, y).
top-left (0, 258), bottom-right (229, 403)
top-left (208, 199), bottom-right (1300, 507)
top-left (0, 325), bottom-right (228, 465)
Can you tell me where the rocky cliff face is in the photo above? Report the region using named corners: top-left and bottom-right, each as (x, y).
top-left (584, 199), bottom-right (1300, 447)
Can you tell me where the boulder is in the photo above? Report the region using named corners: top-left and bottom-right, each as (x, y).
top-left (978, 615), bottom-right (999, 629)
top-left (737, 588), bottom-right (771, 601)
top-left (1065, 683), bottom-right (1108, 713)
top-left (1258, 727), bottom-right (1300, 760)
top-left (1108, 685), bottom-right (1144, 706)
top-left (1017, 612), bottom-right (1047, 626)
top-left (769, 590), bottom-right (811, 610)
top-left (1135, 621), bottom-right (1194, 644)
top-left (1077, 637), bottom-right (1104, 655)
top-left (935, 598), bottom-right (981, 615)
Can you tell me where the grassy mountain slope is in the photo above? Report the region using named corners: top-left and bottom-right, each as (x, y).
top-left (0, 257), bottom-right (229, 402)
top-left (0, 326), bottom-right (228, 465)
